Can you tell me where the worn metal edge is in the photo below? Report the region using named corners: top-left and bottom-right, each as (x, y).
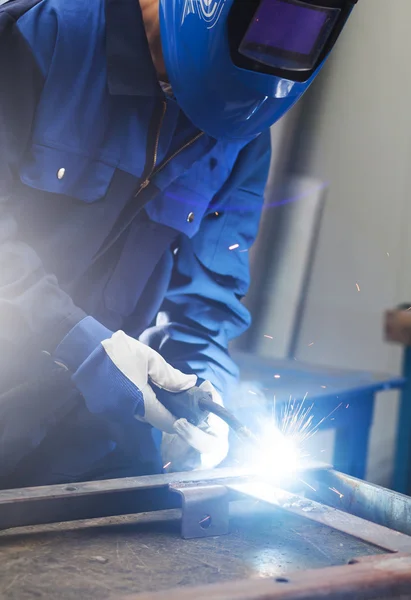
top-left (114, 553), bottom-right (411, 600)
top-left (228, 481), bottom-right (411, 553)
top-left (0, 462), bottom-right (331, 503)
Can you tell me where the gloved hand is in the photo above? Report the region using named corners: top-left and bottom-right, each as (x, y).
top-left (55, 317), bottom-right (228, 467)
top-left (161, 380), bottom-right (229, 471)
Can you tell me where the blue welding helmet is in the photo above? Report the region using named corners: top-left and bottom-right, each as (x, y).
top-left (159, 0), bottom-right (358, 140)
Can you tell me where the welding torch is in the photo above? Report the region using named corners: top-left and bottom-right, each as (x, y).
top-left (157, 386), bottom-right (259, 448)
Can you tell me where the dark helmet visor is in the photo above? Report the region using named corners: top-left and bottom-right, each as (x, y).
top-left (239, 0), bottom-right (341, 71)
top-left (229, 0), bottom-right (357, 82)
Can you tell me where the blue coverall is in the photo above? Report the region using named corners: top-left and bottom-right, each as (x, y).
top-left (0, 0), bottom-right (271, 486)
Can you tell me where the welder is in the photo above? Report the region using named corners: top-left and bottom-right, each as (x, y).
top-left (0, 0), bottom-right (358, 488)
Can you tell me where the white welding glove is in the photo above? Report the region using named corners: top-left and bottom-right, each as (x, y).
top-left (161, 380), bottom-right (229, 471)
top-left (59, 327), bottom-right (228, 467)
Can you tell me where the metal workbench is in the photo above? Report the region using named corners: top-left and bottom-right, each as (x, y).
top-left (1, 466), bottom-right (411, 599)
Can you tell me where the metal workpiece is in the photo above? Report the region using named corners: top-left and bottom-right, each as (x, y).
top-left (2, 466), bottom-right (411, 599)
top-left (229, 481), bottom-right (411, 554)
top-left (0, 498), bottom-right (389, 599)
top-left (0, 467), bottom-right (246, 532)
top-left (133, 553), bottom-right (411, 600)
top-left (0, 463), bottom-right (328, 532)
top-left (0, 467), bottom-right (249, 502)
top-left (309, 469), bottom-right (411, 536)
top-left (170, 483), bottom-right (229, 539)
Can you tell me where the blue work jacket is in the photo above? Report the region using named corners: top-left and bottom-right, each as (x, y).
top-left (0, 0), bottom-right (271, 484)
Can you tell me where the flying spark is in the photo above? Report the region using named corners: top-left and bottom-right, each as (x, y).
top-left (356, 283), bottom-right (361, 292)
top-left (274, 374), bottom-right (281, 379)
top-left (264, 334), bottom-right (274, 339)
top-left (314, 403), bottom-right (343, 429)
top-left (229, 243), bottom-right (240, 251)
top-left (163, 462), bottom-right (172, 469)
top-left (308, 342), bottom-right (314, 347)
top-left (299, 479), bottom-right (317, 493)
top-left (329, 487), bottom-right (344, 499)
top-left (248, 390), bottom-right (258, 396)
top-left (321, 385), bottom-right (327, 389)
top-left (243, 395), bottom-right (344, 486)
top-left (346, 404), bottom-right (350, 409)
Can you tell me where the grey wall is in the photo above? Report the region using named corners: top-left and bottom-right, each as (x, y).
top-left (292, 0), bottom-right (411, 485)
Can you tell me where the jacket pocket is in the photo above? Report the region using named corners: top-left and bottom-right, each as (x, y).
top-left (20, 143), bottom-right (116, 203)
top-left (190, 186), bottom-right (264, 296)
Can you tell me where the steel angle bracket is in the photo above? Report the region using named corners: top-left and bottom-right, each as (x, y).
top-left (170, 483), bottom-right (229, 539)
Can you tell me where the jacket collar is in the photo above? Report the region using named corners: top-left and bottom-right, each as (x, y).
top-left (105, 0), bottom-right (163, 97)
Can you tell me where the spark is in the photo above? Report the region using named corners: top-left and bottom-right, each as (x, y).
top-left (329, 487), bottom-right (344, 499)
top-left (248, 390), bottom-right (258, 396)
top-left (264, 334), bottom-right (274, 339)
top-left (387, 252), bottom-right (390, 257)
top-left (299, 479), bottom-right (317, 493)
top-left (199, 515), bottom-right (211, 525)
top-left (229, 243), bottom-right (240, 251)
top-left (274, 374), bottom-right (281, 379)
top-left (315, 403), bottom-right (343, 428)
top-left (163, 462), bottom-right (172, 469)
top-left (356, 283), bottom-right (361, 292)
top-left (278, 398), bottom-right (318, 448)
top-left (242, 394), bottom-right (343, 485)
top-left (239, 249), bottom-right (249, 253)
top-left (321, 385), bottom-right (327, 389)
top-left (308, 342), bottom-right (314, 347)
top-left (346, 404), bottom-right (350, 409)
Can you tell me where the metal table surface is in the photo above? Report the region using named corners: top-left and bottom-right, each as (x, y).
top-left (1, 467), bottom-right (411, 599)
top-left (0, 501), bottom-right (384, 600)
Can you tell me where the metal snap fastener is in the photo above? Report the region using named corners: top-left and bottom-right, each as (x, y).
top-left (57, 168), bottom-right (66, 180)
top-left (187, 212), bottom-right (195, 223)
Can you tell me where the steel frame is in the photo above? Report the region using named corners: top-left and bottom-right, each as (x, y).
top-left (132, 554), bottom-right (411, 600)
top-left (2, 466), bottom-right (411, 599)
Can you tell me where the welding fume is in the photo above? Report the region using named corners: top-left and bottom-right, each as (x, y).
top-left (0, 0), bottom-right (358, 489)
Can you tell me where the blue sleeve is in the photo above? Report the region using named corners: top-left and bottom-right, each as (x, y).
top-left (140, 131), bottom-right (271, 405)
top-left (0, 2), bottom-right (86, 353)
